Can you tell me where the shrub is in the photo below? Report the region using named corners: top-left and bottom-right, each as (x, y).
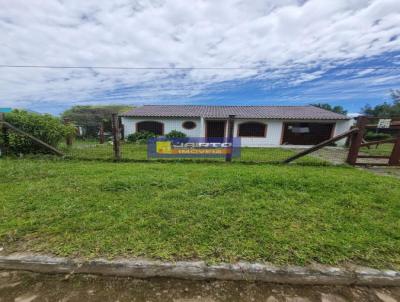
top-left (4, 110), bottom-right (75, 154)
top-left (364, 131), bottom-right (392, 141)
top-left (126, 131), bottom-right (156, 144)
top-left (165, 130), bottom-right (187, 139)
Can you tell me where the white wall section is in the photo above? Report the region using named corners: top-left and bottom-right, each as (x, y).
top-left (122, 117), bottom-right (352, 147)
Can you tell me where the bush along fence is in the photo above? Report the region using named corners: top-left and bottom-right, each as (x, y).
top-left (0, 111), bottom-right (67, 157)
top-left (1, 112), bottom-right (400, 166)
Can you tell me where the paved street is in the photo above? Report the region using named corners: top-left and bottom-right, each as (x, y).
top-left (0, 271), bottom-right (399, 302)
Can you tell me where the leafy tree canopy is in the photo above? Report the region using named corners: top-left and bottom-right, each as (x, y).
top-left (311, 103), bottom-right (348, 115)
top-left (62, 105), bottom-right (133, 137)
top-left (362, 89), bottom-right (400, 117)
top-left (4, 109), bottom-right (75, 154)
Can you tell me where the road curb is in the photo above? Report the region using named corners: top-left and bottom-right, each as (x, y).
top-left (0, 253), bottom-right (399, 286)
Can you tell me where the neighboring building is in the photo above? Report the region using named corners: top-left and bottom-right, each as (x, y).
top-left (120, 105), bottom-right (352, 147)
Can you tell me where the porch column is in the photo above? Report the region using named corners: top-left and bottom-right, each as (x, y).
top-left (200, 117), bottom-right (205, 137)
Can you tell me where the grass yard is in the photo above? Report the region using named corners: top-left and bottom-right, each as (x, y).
top-left (1, 158), bottom-right (400, 269)
top-left (360, 143), bottom-right (394, 157)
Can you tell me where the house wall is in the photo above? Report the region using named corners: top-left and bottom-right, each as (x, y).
top-left (121, 117), bottom-right (202, 137)
top-left (333, 119), bottom-right (355, 146)
top-left (233, 119), bottom-right (352, 147)
top-left (233, 119), bottom-right (282, 147)
top-left (121, 117), bottom-right (352, 147)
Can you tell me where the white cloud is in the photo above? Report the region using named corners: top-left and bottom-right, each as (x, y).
top-left (0, 0), bottom-right (400, 112)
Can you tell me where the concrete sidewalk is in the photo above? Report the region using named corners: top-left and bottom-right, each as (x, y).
top-left (1, 254), bottom-right (400, 287)
top-left (1, 270), bottom-right (400, 302)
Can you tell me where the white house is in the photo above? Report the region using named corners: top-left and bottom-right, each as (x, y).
top-left (120, 105), bottom-right (352, 147)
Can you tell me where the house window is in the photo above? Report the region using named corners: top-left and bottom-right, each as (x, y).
top-left (238, 122), bottom-right (266, 137)
top-left (136, 121), bottom-right (164, 135)
top-left (182, 121), bottom-right (196, 130)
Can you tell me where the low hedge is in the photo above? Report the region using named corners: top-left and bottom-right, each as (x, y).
top-left (126, 131), bottom-right (157, 144)
top-left (165, 130), bottom-right (187, 139)
top-left (364, 131), bottom-right (392, 141)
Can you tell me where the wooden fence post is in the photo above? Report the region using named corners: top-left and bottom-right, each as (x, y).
top-left (346, 116), bottom-right (368, 165)
top-left (112, 113), bottom-right (121, 160)
top-left (63, 118), bottom-right (73, 146)
top-left (388, 133), bottom-right (400, 166)
top-left (225, 115), bottom-right (235, 162)
top-left (0, 113), bottom-right (9, 156)
top-left (99, 122), bottom-right (105, 144)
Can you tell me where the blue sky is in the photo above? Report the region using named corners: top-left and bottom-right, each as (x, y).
top-left (1, 0), bottom-right (400, 115)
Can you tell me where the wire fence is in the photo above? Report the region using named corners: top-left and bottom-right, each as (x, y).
top-left (53, 114), bottom-right (337, 164)
top-left (3, 126), bottom-right (395, 165)
top-left (2, 113), bottom-right (400, 166)
top-left (58, 116), bottom-right (400, 166)
top-left (58, 139), bottom-right (341, 165)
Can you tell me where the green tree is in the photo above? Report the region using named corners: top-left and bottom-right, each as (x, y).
top-left (4, 110), bottom-right (75, 154)
top-left (311, 103), bottom-right (347, 115)
top-left (362, 89), bottom-right (400, 117)
top-left (62, 105), bottom-right (133, 138)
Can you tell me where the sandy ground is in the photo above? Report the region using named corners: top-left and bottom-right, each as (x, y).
top-left (363, 166), bottom-right (400, 178)
top-left (1, 271), bottom-right (400, 302)
top-left (305, 147), bottom-right (400, 179)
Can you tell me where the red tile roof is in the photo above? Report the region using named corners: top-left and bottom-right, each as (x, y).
top-left (121, 105), bottom-right (349, 120)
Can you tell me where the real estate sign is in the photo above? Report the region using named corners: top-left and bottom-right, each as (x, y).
top-left (377, 119), bottom-right (391, 129)
top-left (148, 137), bottom-right (241, 159)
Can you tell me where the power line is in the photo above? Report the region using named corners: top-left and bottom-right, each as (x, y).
top-left (0, 65), bottom-right (253, 70)
top-left (0, 64), bottom-right (399, 70)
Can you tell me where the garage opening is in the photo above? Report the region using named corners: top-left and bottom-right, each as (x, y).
top-left (136, 121), bottom-right (164, 135)
top-left (282, 122), bottom-right (334, 145)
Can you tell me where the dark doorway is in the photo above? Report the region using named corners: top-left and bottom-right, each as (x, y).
top-left (282, 122), bottom-right (334, 145)
top-left (206, 120), bottom-right (226, 138)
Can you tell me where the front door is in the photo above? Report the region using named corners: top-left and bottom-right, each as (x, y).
top-left (206, 120), bottom-right (226, 138)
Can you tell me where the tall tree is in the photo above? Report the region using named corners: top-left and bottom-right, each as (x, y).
top-left (62, 105), bottom-right (133, 137)
top-left (311, 103), bottom-right (347, 115)
top-left (362, 89), bottom-right (400, 117)
top-left (390, 89), bottom-right (400, 103)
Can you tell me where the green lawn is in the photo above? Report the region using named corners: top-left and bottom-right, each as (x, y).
top-left (360, 143), bottom-right (394, 157)
top-left (60, 141), bottom-right (324, 164)
top-left (1, 158), bottom-right (400, 269)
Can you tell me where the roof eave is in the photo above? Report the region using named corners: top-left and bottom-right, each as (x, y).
top-left (120, 115), bottom-right (350, 120)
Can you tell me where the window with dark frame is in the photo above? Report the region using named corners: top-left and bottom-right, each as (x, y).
top-left (182, 121), bottom-right (196, 130)
top-left (238, 122), bottom-right (266, 137)
top-left (136, 121), bottom-right (164, 135)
